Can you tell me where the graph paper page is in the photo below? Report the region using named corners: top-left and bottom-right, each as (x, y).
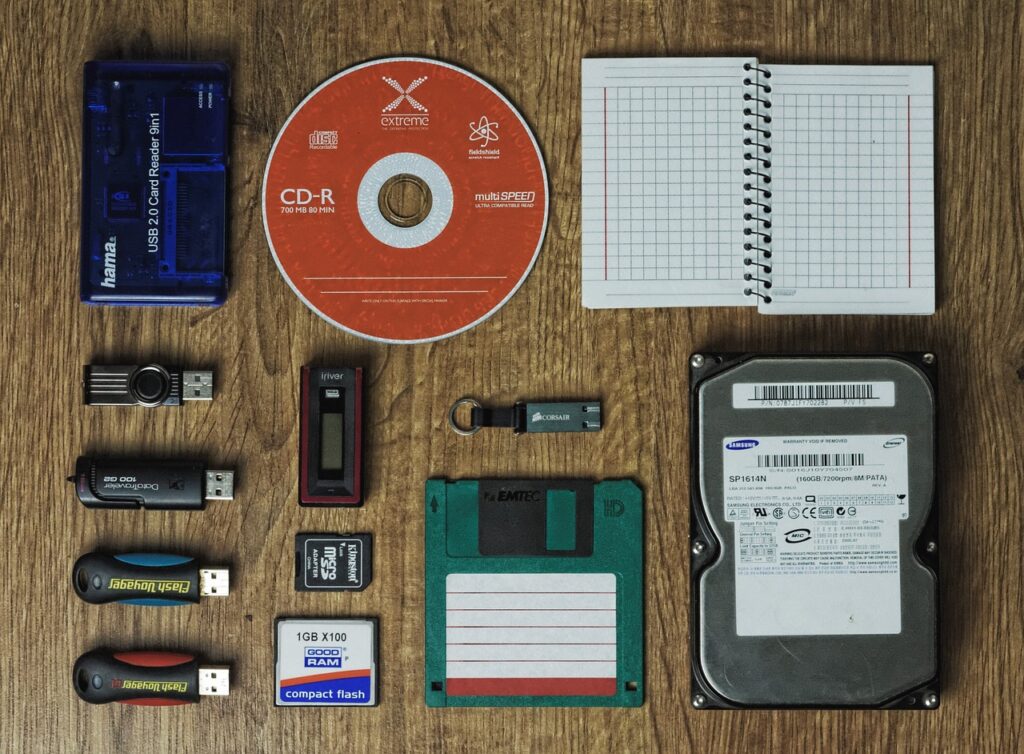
top-left (581, 58), bottom-right (751, 308)
top-left (764, 65), bottom-right (935, 314)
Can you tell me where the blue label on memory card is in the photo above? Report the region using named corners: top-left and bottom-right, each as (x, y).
top-left (278, 674), bottom-right (372, 705)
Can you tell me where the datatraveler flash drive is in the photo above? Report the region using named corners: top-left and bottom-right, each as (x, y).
top-left (84, 364), bottom-right (213, 406)
top-left (74, 649), bottom-right (229, 705)
top-left (73, 457), bottom-right (234, 510)
top-left (300, 367), bottom-right (362, 506)
top-left (73, 552), bottom-right (229, 605)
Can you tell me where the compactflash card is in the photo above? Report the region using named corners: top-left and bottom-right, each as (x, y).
top-left (274, 618), bottom-right (378, 706)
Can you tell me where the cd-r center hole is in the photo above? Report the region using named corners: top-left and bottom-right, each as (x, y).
top-left (379, 173), bottom-right (432, 228)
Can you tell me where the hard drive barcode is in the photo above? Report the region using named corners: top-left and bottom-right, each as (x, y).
top-left (732, 381), bottom-right (896, 409)
top-left (756, 453), bottom-right (866, 468)
top-left (752, 384), bottom-right (876, 402)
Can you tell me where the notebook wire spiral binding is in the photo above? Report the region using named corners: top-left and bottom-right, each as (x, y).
top-left (742, 61), bottom-right (773, 303)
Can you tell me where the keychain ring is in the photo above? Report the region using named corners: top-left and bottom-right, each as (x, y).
top-left (448, 397), bottom-right (482, 435)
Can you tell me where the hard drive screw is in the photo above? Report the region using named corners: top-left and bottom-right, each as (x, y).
top-left (922, 353), bottom-right (935, 365)
top-left (690, 354), bottom-right (706, 369)
top-left (923, 692), bottom-right (939, 708)
top-left (925, 541), bottom-right (937, 553)
top-left (691, 540), bottom-right (706, 556)
top-left (692, 693), bottom-right (707, 708)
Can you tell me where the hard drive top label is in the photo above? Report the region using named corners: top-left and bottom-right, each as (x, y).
top-left (723, 434), bottom-right (909, 636)
top-left (732, 381), bottom-right (896, 409)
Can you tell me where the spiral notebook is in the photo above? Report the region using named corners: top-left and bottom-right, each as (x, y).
top-left (581, 58), bottom-right (935, 314)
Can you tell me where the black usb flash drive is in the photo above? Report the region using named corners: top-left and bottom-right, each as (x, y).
top-left (72, 458), bottom-right (235, 510)
top-left (74, 648), bottom-right (229, 705)
top-left (84, 364), bottom-right (213, 406)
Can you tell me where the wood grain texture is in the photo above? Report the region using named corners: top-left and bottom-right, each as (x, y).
top-left (1, 0), bottom-right (1022, 751)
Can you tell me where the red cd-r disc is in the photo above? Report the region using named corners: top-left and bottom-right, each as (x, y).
top-left (262, 57), bottom-right (549, 343)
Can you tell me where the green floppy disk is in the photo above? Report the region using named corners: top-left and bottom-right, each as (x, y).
top-left (425, 478), bottom-right (644, 707)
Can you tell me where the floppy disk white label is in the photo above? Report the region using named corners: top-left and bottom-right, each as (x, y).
top-left (445, 573), bottom-right (617, 696)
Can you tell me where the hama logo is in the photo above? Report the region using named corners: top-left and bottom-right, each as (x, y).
top-left (101, 236), bottom-right (117, 289)
top-left (726, 439), bottom-right (759, 450)
top-left (308, 130), bottom-right (338, 150)
top-left (381, 76), bottom-right (429, 128)
top-left (305, 647), bottom-right (343, 668)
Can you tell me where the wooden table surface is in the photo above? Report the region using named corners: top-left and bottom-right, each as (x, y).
top-left (2, 0), bottom-right (1022, 751)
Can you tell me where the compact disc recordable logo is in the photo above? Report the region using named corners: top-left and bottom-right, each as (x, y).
top-left (381, 76), bottom-right (429, 128)
top-left (308, 130), bottom-right (338, 150)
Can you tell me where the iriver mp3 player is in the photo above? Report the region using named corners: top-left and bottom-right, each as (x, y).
top-left (300, 367), bottom-right (362, 506)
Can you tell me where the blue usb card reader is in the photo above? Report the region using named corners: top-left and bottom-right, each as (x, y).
top-left (81, 61), bottom-right (230, 305)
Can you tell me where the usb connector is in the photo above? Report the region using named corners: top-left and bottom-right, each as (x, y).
top-left (182, 371), bottom-right (214, 401)
top-left (199, 568), bottom-right (230, 597)
top-left (198, 666), bottom-right (230, 696)
top-left (204, 470), bottom-right (235, 500)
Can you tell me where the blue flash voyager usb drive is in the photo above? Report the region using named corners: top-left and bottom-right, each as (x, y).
top-left (72, 552), bottom-right (230, 606)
